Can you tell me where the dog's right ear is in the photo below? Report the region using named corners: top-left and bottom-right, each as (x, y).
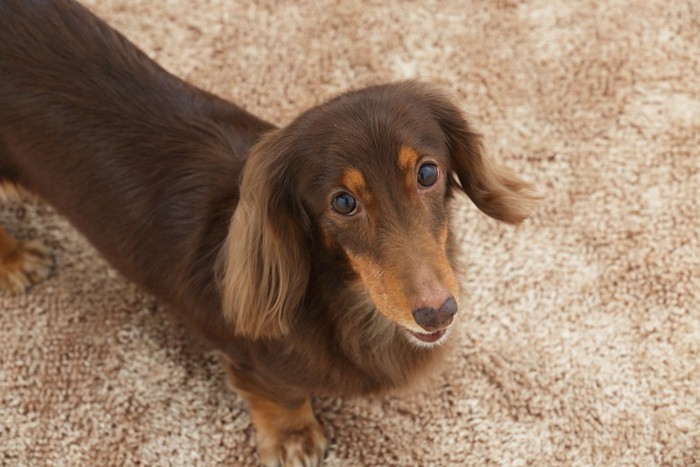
top-left (415, 83), bottom-right (542, 225)
top-left (218, 131), bottom-right (310, 339)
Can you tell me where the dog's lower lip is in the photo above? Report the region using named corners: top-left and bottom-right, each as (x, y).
top-left (408, 328), bottom-right (447, 343)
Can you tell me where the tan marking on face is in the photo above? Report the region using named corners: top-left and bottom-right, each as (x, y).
top-left (399, 146), bottom-right (424, 206)
top-left (399, 145), bottom-right (419, 170)
top-left (438, 224), bottom-right (449, 248)
top-left (346, 252), bottom-right (415, 328)
top-left (341, 168), bottom-right (367, 196)
top-left (346, 224), bottom-right (460, 331)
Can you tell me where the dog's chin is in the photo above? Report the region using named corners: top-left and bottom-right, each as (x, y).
top-left (403, 326), bottom-right (451, 348)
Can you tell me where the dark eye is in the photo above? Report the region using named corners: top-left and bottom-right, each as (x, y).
top-left (331, 192), bottom-right (357, 215)
top-left (417, 163), bottom-right (439, 187)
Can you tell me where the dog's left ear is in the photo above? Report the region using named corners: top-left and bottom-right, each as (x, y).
top-left (422, 86), bottom-right (541, 224)
top-left (218, 130), bottom-right (310, 339)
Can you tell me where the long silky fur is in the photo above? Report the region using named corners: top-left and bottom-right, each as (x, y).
top-left (414, 83), bottom-right (543, 225)
top-left (219, 132), bottom-right (310, 339)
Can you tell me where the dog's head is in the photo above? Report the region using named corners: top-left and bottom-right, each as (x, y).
top-left (220, 82), bottom-right (540, 346)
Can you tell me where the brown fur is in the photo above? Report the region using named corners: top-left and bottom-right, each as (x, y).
top-left (0, 1), bottom-right (540, 465)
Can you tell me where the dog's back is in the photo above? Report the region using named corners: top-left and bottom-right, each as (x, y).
top-left (0, 0), bottom-right (272, 309)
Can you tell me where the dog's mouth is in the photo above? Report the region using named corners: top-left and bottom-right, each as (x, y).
top-left (405, 327), bottom-right (449, 346)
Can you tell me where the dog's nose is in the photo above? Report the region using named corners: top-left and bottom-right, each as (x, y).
top-left (411, 296), bottom-right (458, 332)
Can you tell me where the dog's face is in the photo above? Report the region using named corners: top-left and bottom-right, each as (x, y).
top-left (293, 101), bottom-right (462, 346)
top-left (314, 145), bottom-right (460, 346)
top-left (221, 82), bottom-right (539, 345)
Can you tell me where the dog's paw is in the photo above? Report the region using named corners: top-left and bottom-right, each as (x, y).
top-left (257, 418), bottom-right (328, 467)
top-left (227, 370), bottom-right (329, 467)
top-left (0, 239), bottom-right (53, 292)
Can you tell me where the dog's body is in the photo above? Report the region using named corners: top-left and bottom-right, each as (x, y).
top-left (0, 1), bottom-right (539, 465)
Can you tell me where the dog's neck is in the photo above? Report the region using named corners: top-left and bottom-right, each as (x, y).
top-left (300, 254), bottom-right (450, 396)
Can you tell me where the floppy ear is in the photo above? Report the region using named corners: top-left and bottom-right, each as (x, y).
top-left (425, 88), bottom-right (541, 224)
top-left (218, 131), bottom-right (310, 339)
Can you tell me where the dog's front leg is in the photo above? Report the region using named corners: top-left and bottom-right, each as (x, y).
top-left (242, 392), bottom-right (327, 467)
top-left (225, 365), bottom-right (328, 467)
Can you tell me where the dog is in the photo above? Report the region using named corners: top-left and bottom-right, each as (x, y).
top-left (0, 0), bottom-right (539, 465)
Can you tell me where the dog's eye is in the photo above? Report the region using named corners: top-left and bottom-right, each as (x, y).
top-left (331, 192), bottom-right (357, 215)
top-left (417, 163), bottom-right (439, 187)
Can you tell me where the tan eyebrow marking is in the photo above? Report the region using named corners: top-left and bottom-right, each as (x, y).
top-left (399, 145), bottom-right (419, 170)
top-left (341, 168), bottom-right (367, 195)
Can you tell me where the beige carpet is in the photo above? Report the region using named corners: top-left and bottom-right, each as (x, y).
top-left (2, 0), bottom-right (699, 465)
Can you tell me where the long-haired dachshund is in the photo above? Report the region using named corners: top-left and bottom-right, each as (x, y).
top-left (0, 0), bottom-right (539, 465)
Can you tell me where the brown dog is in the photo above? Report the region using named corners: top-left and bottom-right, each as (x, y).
top-left (0, 1), bottom-right (539, 465)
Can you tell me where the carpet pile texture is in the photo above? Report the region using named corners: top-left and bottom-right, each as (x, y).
top-left (1, 0), bottom-right (698, 465)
